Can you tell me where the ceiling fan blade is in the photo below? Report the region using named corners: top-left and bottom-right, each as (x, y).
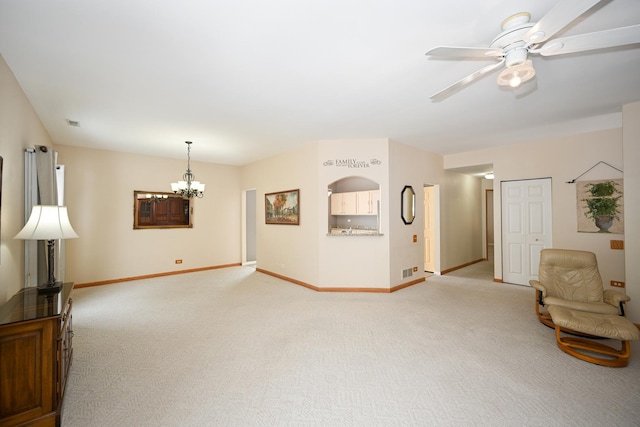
top-left (537, 24), bottom-right (640, 56)
top-left (426, 46), bottom-right (502, 59)
top-left (524, 0), bottom-right (602, 45)
top-left (430, 60), bottom-right (505, 101)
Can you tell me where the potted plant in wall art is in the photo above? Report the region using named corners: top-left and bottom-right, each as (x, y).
top-left (577, 179), bottom-right (623, 233)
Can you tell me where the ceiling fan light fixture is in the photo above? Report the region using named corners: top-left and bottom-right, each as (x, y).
top-left (426, 2), bottom-right (640, 101)
top-left (496, 60), bottom-right (536, 88)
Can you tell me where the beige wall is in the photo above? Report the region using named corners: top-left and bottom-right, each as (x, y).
top-left (318, 139), bottom-right (391, 288)
top-left (55, 145), bottom-right (241, 284)
top-left (241, 138), bottom-right (399, 290)
top-left (241, 138), bottom-right (486, 290)
top-left (388, 141), bottom-right (426, 286)
top-left (444, 128), bottom-right (626, 292)
top-left (439, 170), bottom-right (484, 270)
top-left (623, 102), bottom-right (640, 323)
top-left (241, 137), bottom-right (485, 290)
top-left (388, 140), bottom-right (485, 282)
top-left (241, 142), bottom-right (321, 286)
top-left (0, 54), bottom-right (55, 303)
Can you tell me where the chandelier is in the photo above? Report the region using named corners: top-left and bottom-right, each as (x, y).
top-left (171, 141), bottom-right (205, 198)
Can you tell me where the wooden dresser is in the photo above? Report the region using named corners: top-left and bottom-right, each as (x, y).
top-left (0, 283), bottom-right (73, 427)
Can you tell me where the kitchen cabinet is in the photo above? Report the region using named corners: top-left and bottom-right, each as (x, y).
top-left (330, 192), bottom-right (357, 215)
top-left (356, 190), bottom-right (380, 215)
top-left (332, 190), bottom-right (380, 215)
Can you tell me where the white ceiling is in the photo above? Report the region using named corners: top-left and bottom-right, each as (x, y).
top-left (1, 0), bottom-right (639, 166)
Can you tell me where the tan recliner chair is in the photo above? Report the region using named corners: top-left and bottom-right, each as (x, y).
top-left (529, 248), bottom-right (629, 329)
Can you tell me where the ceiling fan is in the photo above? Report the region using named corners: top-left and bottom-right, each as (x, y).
top-left (425, 0), bottom-right (640, 101)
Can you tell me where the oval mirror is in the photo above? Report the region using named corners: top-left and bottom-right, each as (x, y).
top-left (401, 185), bottom-right (416, 225)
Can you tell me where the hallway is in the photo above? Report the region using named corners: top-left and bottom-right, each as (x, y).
top-left (445, 248), bottom-right (495, 283)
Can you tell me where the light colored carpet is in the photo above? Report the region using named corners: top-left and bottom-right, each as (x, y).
top-left (62, 264), bottom-right (640, 426)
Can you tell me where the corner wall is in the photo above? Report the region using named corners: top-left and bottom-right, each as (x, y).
top-left (241, 142), bottom-right (321, 287)
top-left (317, 139), bottom-right (390, 289)
top-left (242, 139), bottom-right (457, 290)
top-left (388, 141), bottom-right (425, 287)
top-left (0, 54), bottom-right (55, 303)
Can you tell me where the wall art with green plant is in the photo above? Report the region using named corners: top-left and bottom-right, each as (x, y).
top-left (577, 179), bottom-right (624, 233)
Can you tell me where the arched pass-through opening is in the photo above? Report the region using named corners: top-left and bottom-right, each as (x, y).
top-left (328, 176), bottom-right (380, 235)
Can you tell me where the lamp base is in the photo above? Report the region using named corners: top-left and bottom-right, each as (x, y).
top-left (37, 282), bottom-right (62, 294)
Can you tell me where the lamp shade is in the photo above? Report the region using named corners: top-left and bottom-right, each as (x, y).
top-left (14, 205), bottom-right (79, 240)
top-left (496, 60), bottom-right (536, 88)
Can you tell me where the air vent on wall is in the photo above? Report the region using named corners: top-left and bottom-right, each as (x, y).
top-left (402, 268), bottom-right (413, 279)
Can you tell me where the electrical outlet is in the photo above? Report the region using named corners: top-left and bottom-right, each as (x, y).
top-left (610, 240), bottom-right (624, 250)
top-left (413, 235), bottom-right (418, 243)
top-left (611, 280), bottom-right (625, 288)
top-left (413, 267), bottom-right (418, 272)
top-left (175, 259), bottom-right (182, 264)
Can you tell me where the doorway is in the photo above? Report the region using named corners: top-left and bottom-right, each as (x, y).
top-left (486, 189), bottom-right (494, 263)
top-left (242, 189), bottom-right (257, 266)
top-left (501, 178), bottom-right (552, 285)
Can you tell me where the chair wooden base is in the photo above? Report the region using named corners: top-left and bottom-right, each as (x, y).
top-left (554, 325), bottom-right (631, 367)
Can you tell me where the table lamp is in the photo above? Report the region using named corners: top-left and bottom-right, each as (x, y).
top-left (14, 205), bottom-right (79, 293)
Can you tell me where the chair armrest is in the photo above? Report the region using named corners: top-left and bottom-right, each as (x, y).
top-left (604, 290), bottom-right (630, 316)
top-left (604, 289), bottom-right (630, 306)
top-left (529, 280), bottom-right (546, 297)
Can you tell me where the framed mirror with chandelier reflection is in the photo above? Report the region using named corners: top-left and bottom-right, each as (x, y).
top-left (133, 191), bottom-right (193, 229)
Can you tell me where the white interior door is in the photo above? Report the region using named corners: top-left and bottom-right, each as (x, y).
top-left (424, 186), bottom-right (435, 272)
top-left (501, 178), bottom-right (552, 285)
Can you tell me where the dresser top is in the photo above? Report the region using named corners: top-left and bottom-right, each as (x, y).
top-left (0, 283), bottom-right (73, 326)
